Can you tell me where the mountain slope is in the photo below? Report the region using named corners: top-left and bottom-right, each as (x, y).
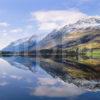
top-left (56, 28), bottom-right (100, 48)
top-left (2, 16), bottom-right (100, 53)
top-left (36, 16), bottom-right (100, 50)
top-left (3, 35), bottom-right (37, 52)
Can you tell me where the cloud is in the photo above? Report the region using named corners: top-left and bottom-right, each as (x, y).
top-left (0, 27), bottom-right (25, 49)
top-left (10, 75), bottom-right (23, 80)
top-left (30, 77), bottom-right (85, 97)
top-left (31, 10), bottom-right (87, 31)
top-left (38, 77), bottom-right (59, 86)
top-left (10, 28), bottom-right (23, 33)
top-left (0, 22), bottom-right (9, 27)
top-left (0, 81), bottom-right (8, 86)
top-left (38, 22), bottom-right (58, 31)
top-left (31, 85), bottom-right (85, 97)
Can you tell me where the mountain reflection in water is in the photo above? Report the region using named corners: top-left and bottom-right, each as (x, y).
top-left (0, 56), bottom-right (100, 100)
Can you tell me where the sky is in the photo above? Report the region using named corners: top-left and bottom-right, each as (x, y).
top-left (0, 0), bottom-right (100, 49)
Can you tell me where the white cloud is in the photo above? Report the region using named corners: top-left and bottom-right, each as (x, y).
top-left (10, 28), bottom-right (23, 33)
top-left (30, 77), bottom-right (85, 97)
top-left (38, 22), bottom-right (58, 30)
top-left (31, 10), bottom-right (87, 31)
top-left (10, 75), bottom-right (23, 80)
top-left (0, 27), bottom-right (24, 50)
top-left (0, 22), bottom-right (9, 27)
top-left (0, 81), bottom-right (8, 86)
top-left (31, 85), bottom-right (85, 97)
top-left (38, 77), bottom-right (59, 86)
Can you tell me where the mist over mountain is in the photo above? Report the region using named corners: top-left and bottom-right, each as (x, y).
top-left (2, 16), bottom-right (100, 52)
top-left (3, 35), bottom-right (37, 52)
top-left (37, 16), bottom-right (100, 49)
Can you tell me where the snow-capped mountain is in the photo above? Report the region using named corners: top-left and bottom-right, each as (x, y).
top-left (3, 35), bottom-right (37, 52)
top-left (62, 16), bottom-right (100, 32)
top-left (2, 16), bottom-right (100, 52)
top-left (37, 16), bottom-right (100, 49)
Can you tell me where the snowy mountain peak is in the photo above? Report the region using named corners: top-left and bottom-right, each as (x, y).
top-left (62, 16), bottom-right (100, 32)
top-left (3, 35), bottom-right (37, 52)
top-left (76, 16), bottom-right (100, 25)
top-left (10, 37), bottom-right (29, 46)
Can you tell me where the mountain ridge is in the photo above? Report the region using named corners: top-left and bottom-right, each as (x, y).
top-left (2, 16), bottom-right (100, 53)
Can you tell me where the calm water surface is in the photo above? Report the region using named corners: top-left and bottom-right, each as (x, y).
top-left (0, 56), bottom-right (100, 100)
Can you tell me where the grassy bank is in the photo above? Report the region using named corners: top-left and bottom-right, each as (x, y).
top-left (86, 50), bottom-right (100, 58)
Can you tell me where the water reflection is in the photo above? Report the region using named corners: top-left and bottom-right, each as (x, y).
top-left (0, 56), bottom-right (100, 100)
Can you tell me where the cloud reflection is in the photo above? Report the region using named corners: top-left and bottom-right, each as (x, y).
top-left (0, 81), bottom-right (9, 86)
top-left (31, 77), bottom-right (85, 97)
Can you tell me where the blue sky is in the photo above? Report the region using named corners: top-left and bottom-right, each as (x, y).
top-left (0, 0), bottom-right (100, 49)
